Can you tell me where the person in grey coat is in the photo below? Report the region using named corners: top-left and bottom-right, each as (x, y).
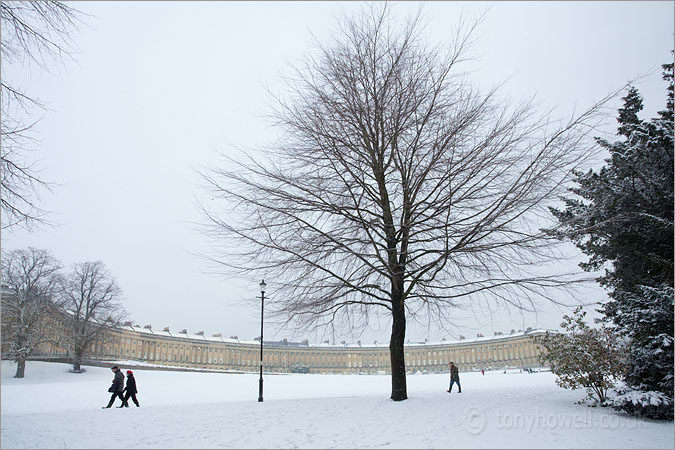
top-left (447, 361), bottom-right (462, 393)
top-left (103, 366), bottom-right (128, 408)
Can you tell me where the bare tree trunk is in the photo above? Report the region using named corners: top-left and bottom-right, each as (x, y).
top-left (72, 341), bottom-right (87, 372)
top-left (389, 301), bottom-right (407, 401)
top-left (14, 356), bottom-right (26, 378)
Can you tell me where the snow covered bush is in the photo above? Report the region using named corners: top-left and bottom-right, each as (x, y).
top-left (610, 389), bottom-right (673, 421)
top-left (539, 307), bottom-right (626, 405)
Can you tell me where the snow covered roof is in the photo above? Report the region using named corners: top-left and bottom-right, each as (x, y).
top-left (112, 321), bottom-right (551, 349)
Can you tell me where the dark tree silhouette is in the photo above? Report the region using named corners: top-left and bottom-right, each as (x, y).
top-left (1, 2), bottom-right (82, 230)
top-left (200, 5), bottom-right (617, 401)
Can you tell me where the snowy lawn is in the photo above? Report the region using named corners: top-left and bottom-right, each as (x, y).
top-left (1, 361), bottom-right (672, 449)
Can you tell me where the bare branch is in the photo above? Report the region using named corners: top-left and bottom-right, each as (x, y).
top-left (1, 1), bottom-right (84, 231)
top-left (197, 4), bottom-right (619, 400)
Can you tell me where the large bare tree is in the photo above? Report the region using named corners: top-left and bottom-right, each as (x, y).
top-left (1, 247), bottom-right (63, 378)
top-left (199, 5), bottom-right (616, 400)
top-left (1, 1), bottom-right (81, 230)
top-left (60, 261), bottom-right (126, 372)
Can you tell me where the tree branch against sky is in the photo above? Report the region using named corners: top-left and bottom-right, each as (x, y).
top-left (0, 1), bottom-right (82, 230)
top-left (198, 4), bottom-right (621, 401)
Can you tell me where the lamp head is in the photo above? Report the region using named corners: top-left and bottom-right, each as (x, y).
top-left (260, 279), bottom-right (266, 294)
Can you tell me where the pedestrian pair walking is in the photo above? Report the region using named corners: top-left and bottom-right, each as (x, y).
top-left (103, 366), bottom-right (140, 408)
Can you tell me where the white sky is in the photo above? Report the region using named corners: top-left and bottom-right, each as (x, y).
top-left (2, 1), bottom-right (673, 344)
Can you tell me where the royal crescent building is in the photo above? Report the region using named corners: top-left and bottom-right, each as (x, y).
top-left (27, 316), bottom-right (549, 374)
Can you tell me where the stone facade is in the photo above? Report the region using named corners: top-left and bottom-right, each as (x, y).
top-left (30, 317), bottom-right (547, 374)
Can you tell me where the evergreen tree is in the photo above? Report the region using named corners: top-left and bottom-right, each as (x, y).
top-left (550, 60), bottom-right (674, 420)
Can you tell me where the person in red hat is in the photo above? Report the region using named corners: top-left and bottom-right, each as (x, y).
top-left (121, 370), bottom-right (140, 407)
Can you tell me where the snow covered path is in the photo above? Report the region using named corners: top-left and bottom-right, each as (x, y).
top-left (1, 362), bottom-right (672, 448)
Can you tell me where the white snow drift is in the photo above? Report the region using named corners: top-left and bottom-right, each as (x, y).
top-left (1, 361), bottom-right (672, 449)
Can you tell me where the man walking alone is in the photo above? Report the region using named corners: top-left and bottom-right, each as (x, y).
top-left (447, 361), bottom-right (461, 393)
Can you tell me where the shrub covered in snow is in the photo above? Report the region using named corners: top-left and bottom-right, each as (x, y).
top-left (609, 389), bottom-right (674, 421)
top-left (538, 307), bottom-right (626, 405)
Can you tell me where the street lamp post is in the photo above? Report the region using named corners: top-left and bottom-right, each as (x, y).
top-left (258, 279), bottom-right (266, 402)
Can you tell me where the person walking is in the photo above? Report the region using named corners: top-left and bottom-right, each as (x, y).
top-left (122, 370), bottom-right (140, 407)
top-left (103, 366), bottom-right (127, 408)
top-left (447, 361), bottom-right (461, 393)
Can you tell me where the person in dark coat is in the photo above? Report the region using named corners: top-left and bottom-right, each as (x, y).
top-left (122, 370), bottom-right (140, 407)
top-left (447, 361), bottom-right (462, 393)
top-left (103, 366), bottom-right (127, 408)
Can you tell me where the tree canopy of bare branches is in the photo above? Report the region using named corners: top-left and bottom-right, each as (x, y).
top-left (60, 261), bottom-right (126, 372)
top-left (1, 1), bottom-right (81, 230)
top-left (199, 5), bottom-right (617, 400)
top-left (1, 247), bottom-right (62, 378)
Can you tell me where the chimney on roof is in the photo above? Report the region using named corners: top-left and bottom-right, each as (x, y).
top-left (212, 333), bottom-right (222, 337)
top-left (196, 331), bottom-right (204, 336)
top-left (163, 327), bottom-right (170, 332)
top-left (179, 329), bottom-right (188, 334)
top-left (143, 324), bottom-right (152, 329)
top-left (123, 321), bottom-right (132, 326)
top-left (459, 335), bottom-right (465, 340)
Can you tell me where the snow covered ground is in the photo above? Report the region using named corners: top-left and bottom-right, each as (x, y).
top-left (1, 361), bottom-right (672, 449)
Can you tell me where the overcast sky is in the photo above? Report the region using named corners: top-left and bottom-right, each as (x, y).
top-left (3, 1), bottom-right (673, 344)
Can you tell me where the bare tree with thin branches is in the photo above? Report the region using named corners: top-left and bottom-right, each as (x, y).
top-left (199, 5), bottom-right (618, 401)
top-left (60, 261), bottom-right (126, 372)
top-left (1, 247), bottom-right (63, 378)
top-left (1, 1), bottom-right (82, 230)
